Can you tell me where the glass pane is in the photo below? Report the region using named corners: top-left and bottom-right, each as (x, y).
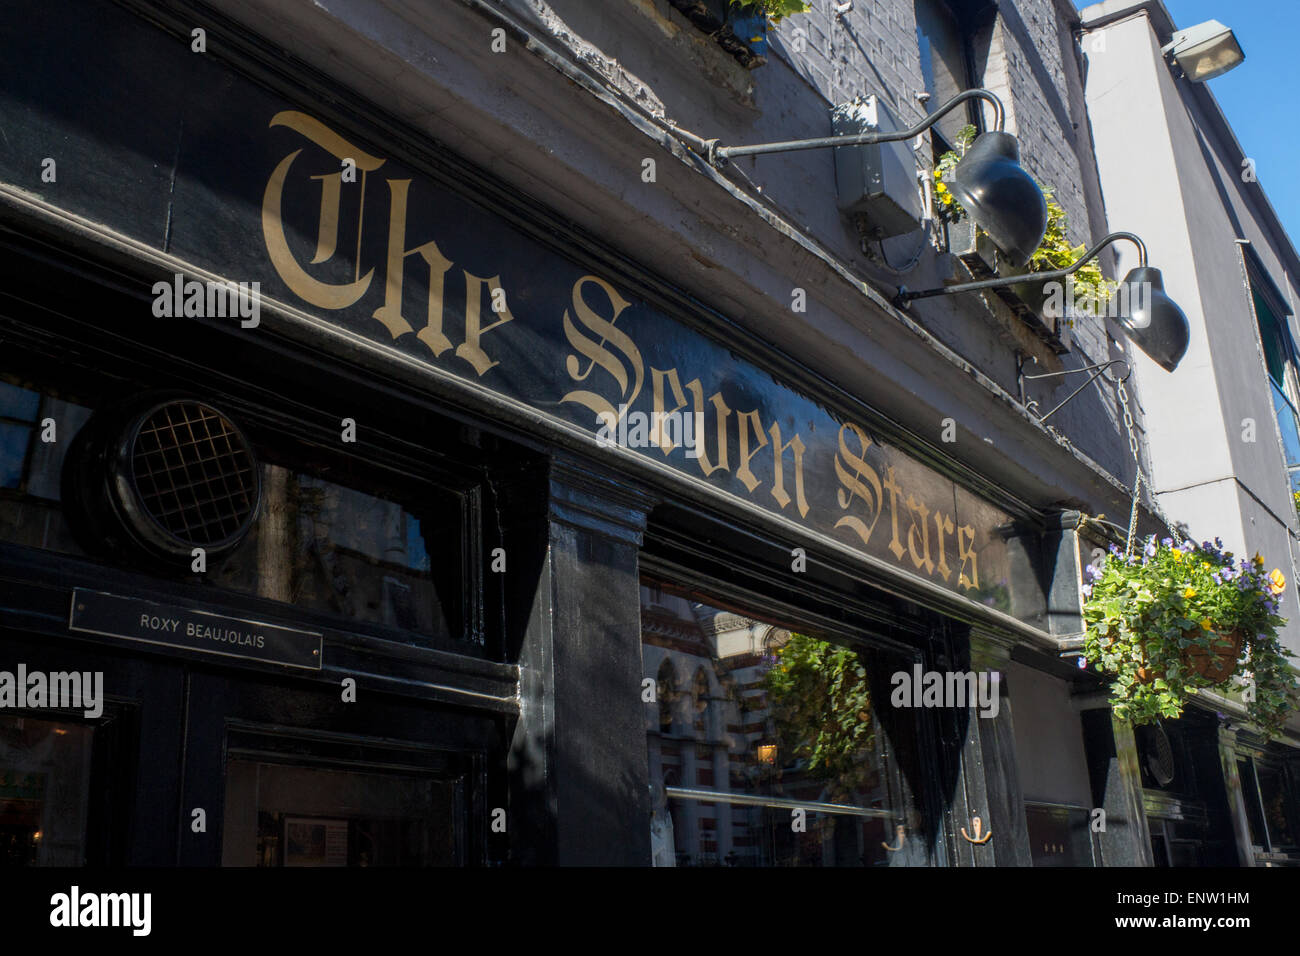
top-left (0, 423), bottom-right (31, 489)
top-left (221, 760), bottom-right (462, 866)
top-left (0, 717), bottom-right (95, 866)
top-left (1025, 804), bottom-right (1095, 867)
top-left (642, 582), bottom-right (920, 867)
top-left (1255, 765), bottom-right (1297, 849)
top-left (211, 465), bottom-right (456, 641)
top-left (1238, 758), bottom-right (1268, 849)
top-left (1253, 288), bottom-right (1288, 387)
top-left (1269, 380), bottom-right (1300, 468)
top-left (0, 381), bottom-right (40, 422)
top-left (915, 0), bottom-right (971, 146)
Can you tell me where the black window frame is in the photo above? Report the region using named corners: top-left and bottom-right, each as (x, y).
top-left (915, 0), bottom-right (991, 158)
top-left (1241, 245), bottom-right (1300, 495)
top-left (1235, 745), bottom-right (1300, 861)
top-left (0, 295), bottom-right (505, 661)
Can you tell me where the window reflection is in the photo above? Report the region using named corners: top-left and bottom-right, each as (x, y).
top-left (0, 372), bottom-right (467, 644)
top-left (915, 0), bottom-right (975, 147)
top-left (212, 465), bottom-right (451, 640)
top-left (222, 760), bottom-right (462, 866)
top-left (641, 581), bottom-right (914, 867)
top-left (0, 717), bottom-right (95, 866)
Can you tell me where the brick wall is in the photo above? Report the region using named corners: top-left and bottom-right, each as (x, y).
top-left (768, 0), bottom-right (1113, 364)
top-left (769, 0), bottom-right (929, 128)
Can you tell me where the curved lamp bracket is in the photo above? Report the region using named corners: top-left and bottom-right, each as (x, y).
top-left (896, 231), bottom-right (1146, 305)
top-left (703, 88), bottom-right (1006, 165)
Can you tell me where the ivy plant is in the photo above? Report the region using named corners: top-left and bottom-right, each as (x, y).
top-left (762, 633), bottom-right (874, 799)
top-left (1081, 535), bottom-right (1299, 738)
top-left (730, 0), bottom-right (811, 22)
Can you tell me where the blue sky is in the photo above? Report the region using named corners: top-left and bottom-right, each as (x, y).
top-left (1077, 0), bottom-right (1300, 247)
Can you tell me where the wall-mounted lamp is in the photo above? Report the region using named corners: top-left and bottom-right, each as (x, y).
top-left (1161, 19), bottom-right (1245, 82)
top-left (896, 232), bottom-right (1191, 372)
top-left (700, 89), bottom-right (1048, 266)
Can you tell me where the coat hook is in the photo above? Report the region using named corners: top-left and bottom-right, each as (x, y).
top-left (881, 824), bottom-right (906, 852)
top-left (961, 816), bottom-right (993, 844)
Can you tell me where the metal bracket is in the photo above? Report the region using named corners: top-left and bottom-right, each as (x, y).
top-left (1016, 352), bottom-right (1131, 424)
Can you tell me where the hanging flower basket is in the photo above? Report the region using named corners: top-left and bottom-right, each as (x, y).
top-left (1133, 627), bottom-right (1243, 685)
top-left (1082, 535), bottom-right (1300, 738)
top-left (1183, 627), bottom-right (1243, 683)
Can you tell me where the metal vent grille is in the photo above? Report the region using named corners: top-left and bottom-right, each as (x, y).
top-left (129, 401), bottom-right (259, 548)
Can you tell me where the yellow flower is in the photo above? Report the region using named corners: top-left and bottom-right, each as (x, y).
top-left (1254, 553), bottom-right (1265, 567)
top-left (1269, 568), bottom-right (1287, 594)
top-left (1172, 551), bottom-right (1182, 562)
top-left (1183, 587), bottom-right (1196, 599)
top-left (1202, 562), bottom-right (1212, 571)
top-left (935, 182), bottom-right (948, 194)
top-left (1200, 618), bottom-right (1213, 630)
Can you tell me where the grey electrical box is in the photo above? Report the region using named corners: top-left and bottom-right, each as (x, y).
top-left (831, 96), bottom-right (923, 240)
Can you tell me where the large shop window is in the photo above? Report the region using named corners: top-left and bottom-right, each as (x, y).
top-left (0, 361), bottom-right (476, 648)
top-left (640, 579), bottom-right (925, 867)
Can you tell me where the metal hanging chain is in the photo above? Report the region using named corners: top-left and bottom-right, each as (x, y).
top-left (1115, 374), bottom-right (1186, 556)
top-left (1116, 376), bottom-right (1144, 557)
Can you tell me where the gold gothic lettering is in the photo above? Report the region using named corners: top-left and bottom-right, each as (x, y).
top-left (834, 422), bottom-right (883, 546)
top-left (934, 511), bottom-right (955, 581)
top-left (260, 114), bottom-right (996, 603)
top-left (263, 111), bottom-right (515, 377)
top-left (683, 378), bottom-right (731, 476)
top-left (957, 524), bottom-right (979, 590)
top-left (905, 494), bottom-right (932, 574)
top-left (768, 422), bottom-right (809, 518)
top-left (736, 410), bottom-right (767, 493)
top-left (261, 112), bottom-right (385, 310)
top-left (560, 275), bottom-right (645, 424)
top-left (834, 421), bottom-right (977, 592)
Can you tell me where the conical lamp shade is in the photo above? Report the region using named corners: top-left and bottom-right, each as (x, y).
top-left (1117, 266), bottom-right (1189, 372)
top-left (948, 131), bottom-right (1047, 268)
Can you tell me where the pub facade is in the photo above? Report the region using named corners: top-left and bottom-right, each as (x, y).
top-left (0, 0), bottom-right (1291, 866)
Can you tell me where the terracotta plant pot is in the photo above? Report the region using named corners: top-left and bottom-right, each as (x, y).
top-left (1181, 628), bottom-right (1243, 684)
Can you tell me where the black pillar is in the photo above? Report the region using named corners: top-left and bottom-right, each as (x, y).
top-left (955, 626), bottom-right (1032, 866)
top-left (1077, 692), bottom-right (1154, 866)
top-left (506, 453), bottom-right (657, 865)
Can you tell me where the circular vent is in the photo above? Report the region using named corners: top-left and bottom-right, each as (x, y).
top-left (1140, 722), bottom-right (1176, 787)
top-left (122, 400), bottom-right (260, 553)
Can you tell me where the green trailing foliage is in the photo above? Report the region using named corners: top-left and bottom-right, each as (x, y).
top-left (762, 633), bottom-right (874, 798)
top-left (1081, 534), bottom-right (1299, 738)
top-left (731, 0), bottom-right (810, 23)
